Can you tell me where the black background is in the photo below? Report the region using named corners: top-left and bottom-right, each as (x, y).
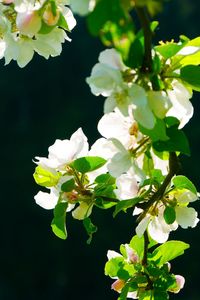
top-left (0, 0), bottom-right (200, 299)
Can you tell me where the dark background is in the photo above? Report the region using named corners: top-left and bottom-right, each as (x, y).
top-left (0, 0), bottom-right (200, 299)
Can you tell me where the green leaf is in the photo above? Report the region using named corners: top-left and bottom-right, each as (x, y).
top-left (57, 13), bottom-right (69, 31)
top-left (118, 283), bottom-right (130, 300)
top-left (180, 65), bottom-right (200, 91)
top-left (113, 197), bottom-right (141, 217)
top-left (139, 118), bottom-right (168, 142)
top-left (83, 217), bottom-right (97, 244)
top-left (126, 36), bottom-right (144, 68)
top-left (51, 202), bottom-right (68, 240)
top-left (61, 178), bottom-right (75, 192)
top-left (155, 43), bottom-right (183, 59)
top-left (154, 290), bottom-right (168, 300)
top-left (87, 0), bottom-right (129, 36)
top-left (172, 175), bottom-right (197, 194)
top-left (129, 235), bottom-right (144, 259)
top-left (150, 240), bottom-right (190, 266)
top-left (72, 156), bottom-right (106, 173)
top-left (129, 235), bottom-right (157, 260)
top-left (33, 165), bottom-right (60, 187)
top-left (105, 257), bottom-right (124, 277)
top-left (153, 126), bottom-right (190, 156)
top-left (163, 206), bottom-right (176, 225)
top-left (95, 197), bottom-right (117, 209)
top-left (94, 184), bottom-right (116, 199)
top-left (95, 173), bottom-right (115, 185)
top-left (38, 20), bottom-right (56, 34)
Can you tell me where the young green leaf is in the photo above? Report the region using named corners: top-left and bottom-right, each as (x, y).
top-left (105, 257), bottom-right (124, 277)
top-left (61, 178), bottom-right (75, 192)
top-left (95, 173), bottom-right (115, 185)
top-left (164, 206), bottom-right (176, 225)
top-left (51, 202), bottom-right (68, 240)
top-left (72, 156), bottom-right (106, 173)
top-left (180, 65), bottom-right (200, 91)
top-left (150, 240), bottom-right (190, 267)
top-left (155, 43), bottom-right (184, 59)
top-left (83, 217), bottom-right (97, 244)
top-left (113, 197), bottom-right (141, 217)
top-left (172, 175), bottom-right (197, 194)
top-left (153, 126), bottom-right (190, 156)
top-left (95, 197), bottom-right (117, 209)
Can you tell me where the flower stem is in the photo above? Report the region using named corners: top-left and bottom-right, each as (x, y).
top-left (135, 6), bottom-right (152, 72)
top-left (142, 230), bottom-right (149, 266)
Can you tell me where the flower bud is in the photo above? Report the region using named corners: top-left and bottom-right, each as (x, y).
top-left (43, 4), bottom-right (60, 26)
top-left (169, 275), bottom-right (185, 294)
top-left (125, 244), bottom-right (139, 263)
top-left (16, 10), bottom-right (42, 37)
top-left (2, 0), bottom-right (13, 4)
top-left (111, 279), bottom-right (125, 292)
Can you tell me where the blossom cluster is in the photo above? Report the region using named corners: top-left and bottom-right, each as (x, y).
top-left (32, 43), bottom-right (200, 298)
top-left (0, 0), bottom-right (76, 66)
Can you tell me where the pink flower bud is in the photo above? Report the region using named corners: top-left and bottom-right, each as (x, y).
top-left (169, 275), bottom-right (185, 294)
top-left (16, 10), bottom-right (42, 36)
top-left (2, 0), bottom-right (13, 4)
top-left (125, 244), bottom-right (139, 263)
top-left (111, 279), bottom-right (125, 292)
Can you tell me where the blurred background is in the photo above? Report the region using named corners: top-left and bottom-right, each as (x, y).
top-left (0, 0), bottom-right (199, 299)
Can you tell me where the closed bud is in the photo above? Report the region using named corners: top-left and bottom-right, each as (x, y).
top-left (16, 10), bottom-right (42, 36)
top-left (111, 279), bottom-right (125, 292)
top-left (43, 4), bottom-right (60, 26)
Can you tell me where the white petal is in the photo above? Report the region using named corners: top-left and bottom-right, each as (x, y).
top-left (70, 127), bottom-right (89, 158)
top-left (108, 152), bottom-right (131, 177)
top-left (115, 173), bottom-right (138, 200)
top-left (177, 46), bottom-right (200, 56)
top-left (148, 216), bottom-right (172, 243)
top-left (175, 206), bottom-right (199, 229)
top-left (34, 189), bottom-right (58, 209)
top-left (104, 95), bottom-right (117, 113)
top-left (98, 110), bottom-right (131, 145)
top-left (72, 202), bottom-right (93, 220)
top-left (98, 48), bottom-right (127, 71)
top-left (167, 80), bottom-right (193, 128)
top-left (136, 215), bottom-right (150, 237)
top-left (176, 190), bottom-right (198, 203)
top-left (147, 90), bottom-right (172, 119)
top-left (107, 250), bottom-right (122, 260)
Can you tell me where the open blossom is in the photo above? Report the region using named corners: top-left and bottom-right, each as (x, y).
top-left (97, 107), bottom-right (168, 178)
top-left (35, 128), bottom-right (89, 170)
top-left (86, 49), bottom-right (155, 128)
top-left (135, 189), bottom-right (199, 243)
top-left (0, 0), bottom-right (76, 66)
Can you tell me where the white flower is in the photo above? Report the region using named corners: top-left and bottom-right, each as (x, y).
top-left (86, 48), bottom-right (126, 97)
top-left (167, 80), bottom-right (193, 128)
top-left (135, 209), bottom-right (178, 244)
top-left (35, 128), bottom-right (89, 170)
